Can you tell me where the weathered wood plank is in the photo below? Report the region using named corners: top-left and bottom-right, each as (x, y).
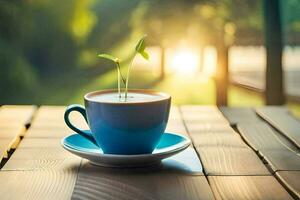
top-left (0, 135), bottom-right (21, 153)
top-left (190, 133), bottom-right (246, 148)
top-left (182, 116), bottom-right (229, 124)
top-left (159, 147), bottom-right (203, 174)
top-left (0, 125), bottom-right (26, 138)
top-left (0, 106), bottom-right (36, 161)
top-left (0, 106), bottom-right (82, 199)
top-left (0, 125), bottom-right (26, 162)
top-left (0, 139), bottom-right (12, 161)
top-left (73, 173), bottom-right (213, 200)
top-left (30, 106), bottom-right (88, 130)
top-left (184, 122), bottom-right (233, 134)
top-left (209, 176), bottom-right (293, 200)
top-left (30, 118), bottom-right (88, 130)
top-left (0, 162), bottom-right (79, 200)
top-left (183, 106), bottom-right (270, 176)
top-left (166, 118), bottom-right (188, 137)
top-left (31, 106), bottom-right (66, 120)
top-left (262, 150), bottom-right (300, 171)
top-left (0, 105), bottom-right (36, 126)
top-left (219, 107), bottom-right (261, 125)
top-left (256, 106), bottom-right (300, 148)
top-left (24, 106), bottom-right (83, 138)
top-left (72, 161), bottom-right (214, 200)
top-left (24, 128), bottom-right (70, 138)
top-left (180, 105), bottom-right (229, 124)
top-left (17, 138), bottom-right (62, 148)
top-left (0, 126), bottom-right (26, 151)
top-left (169, 106), bottom-right (183, 120)
top-left (2, 158), bottom-right (80, 171)
top-left (196, 147), bottom-right (270, 175)
top-left (276, 171), bottom-right (300, 199)
top-left (237, 122), bottom-right (300, 171)
top-left (2, 147), bottom-right (80, 170)
top-left (237, 122), bottom-right (290, 152)
top-left (1, 105), bottom-right (209, 200)
top-left (181, 105), bottom-right (221, 112)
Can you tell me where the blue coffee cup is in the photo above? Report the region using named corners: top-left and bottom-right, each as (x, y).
top-left (64, 89), bottom-right (171, 155)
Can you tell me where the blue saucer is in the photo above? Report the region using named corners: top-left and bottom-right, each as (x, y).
top-left (62, 132), bottom-right (191, 167)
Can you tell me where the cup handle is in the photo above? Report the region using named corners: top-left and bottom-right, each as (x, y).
top-left (64, 104), bottom-right (98, 146)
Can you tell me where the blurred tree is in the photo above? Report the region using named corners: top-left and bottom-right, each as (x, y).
top-left (281, 0), bottom-right (300, 45)
top-left (264, 0), bottom-right (284, 105)
top-left (140, 0), bottom-right (261, 105)
top-left (0, 0), bottom-right (299, 104)
top-left (0, 0), bottom-right (145, 103)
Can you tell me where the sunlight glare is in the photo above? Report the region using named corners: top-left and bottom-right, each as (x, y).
top-left (203, 46), bottom-right (217, 76)
top-left (170, 49), bottom-right (199, 74)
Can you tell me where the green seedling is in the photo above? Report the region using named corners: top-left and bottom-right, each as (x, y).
top-left (98, 35), bottom-right (149, 100)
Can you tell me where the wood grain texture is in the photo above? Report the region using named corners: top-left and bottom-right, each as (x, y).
top-left (180, 105), bottom-right (229, 124)
top-left (0, 106), bottom-right (82, 199)
top-left (0, 125), bottom-right (26, 138)
top-left (276, 171), bottom-right (300, 199)
top-left (160, 147), bottom-right (203, 174)
top-left (190, 133), bottom-right (246, 148)
top-left (169, 106), bottom-right (183, 120)
top-left (30, 118), bottom-right (88, 130)
top-left (209, 176), bottom-right (293, 200)
top-left (270, 128), bottom-right (300, 152)
top-left (0, 106), bottom-right (36, 162)
top-left (0, 137), bottom-right (20, 153)
top-left (262, 150), bottom-right (300, 171)
top-left (2, 144), bottom-right (81, 170)
top-left (72, 161), bottom-right (214, 200)
top-left (2, 147), bottom-right (80, 170)
top-left (11, 147), bottom-right (75, 160)
top-left (0, 105), bottom-right (37, 126)
top-left (30, 106), bottom-right (88, 130)
top-left (0, 162), bottom-right (79, 200)
top-left (256, 106), bottom-right (300, 148)
top-left (17, 138), bottom-right (62, 148)
top-left (0, 126), bottom-right (26, 162)
top-left (237, 122), bottom-right (300, 172)
top-left (220, 107), bottom-right (261, 125)
top-left (196, 147), bottom-right (270, 175)
top-left (0, 139), bottom-right (12, 160)
top-left (166, 118), bottom-right (188, 137)
top-left (24, 128), bottom-right (70, 138)
top-left (2, 158), bottom-right (81, 171)
top-left (32, 106), bottom-right (66, 119)
top-left (184, 122), bottom-right (233, 134)
top-left (181, 105), bottom-right (222, 113)
top-left (237, 122), bottom-right (290, 151)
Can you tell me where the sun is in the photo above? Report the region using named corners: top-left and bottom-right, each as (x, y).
top-left (170, 49), bottom-right (199, 74)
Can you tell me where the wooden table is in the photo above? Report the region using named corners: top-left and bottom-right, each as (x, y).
top-left (0, 105), bottom-right (299, 200)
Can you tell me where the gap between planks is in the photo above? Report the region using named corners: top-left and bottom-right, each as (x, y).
top-left (0, 105), bottom-right (37, 164)
top-left (181, 106), bottom-right (296, 199)
top-left (219, 107), bottom-right (300, 199)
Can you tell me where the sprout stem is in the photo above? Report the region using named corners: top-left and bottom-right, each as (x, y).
top-left (125, 54), bottom-right (136, 100)
top-left (117, 67), bottom-right (121, 98)
top-left (117, 62), bottom-right (126, 86)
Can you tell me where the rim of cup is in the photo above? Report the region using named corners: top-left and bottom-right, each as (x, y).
top-left (84, 89), bottom-right (171, 104)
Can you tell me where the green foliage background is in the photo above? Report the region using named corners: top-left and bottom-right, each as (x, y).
top-left (0, 0), bottom-right (299, 105)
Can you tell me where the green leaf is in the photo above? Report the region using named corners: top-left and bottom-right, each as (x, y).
top-left (97, 54), bottom-right (120, 63)
top-left (135, 35), bottom-right (149, 60)
top-left (140, 51), bottom-right (149, 60)
top-left (135, 35), bottom-right (147, 53)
